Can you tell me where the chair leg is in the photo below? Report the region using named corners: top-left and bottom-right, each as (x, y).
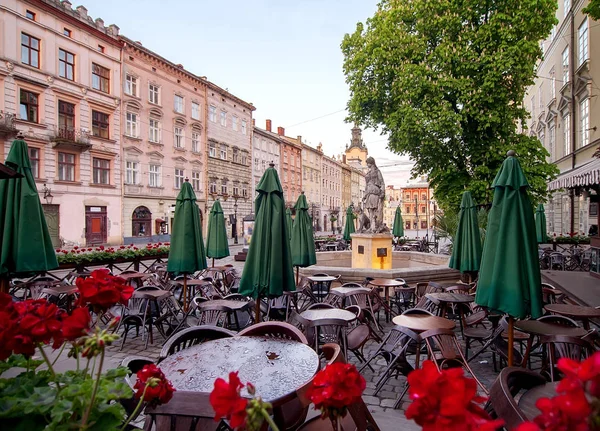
top-left (393, 383), bottom-right (410, 409)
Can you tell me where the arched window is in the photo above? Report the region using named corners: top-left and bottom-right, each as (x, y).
top-left (132, 206), bottom-right (152, 237)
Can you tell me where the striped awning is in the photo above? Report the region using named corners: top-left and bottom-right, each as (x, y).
top-left (548, 158), bottom-right (600, 190)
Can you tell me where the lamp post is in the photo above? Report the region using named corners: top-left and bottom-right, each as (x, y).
top-left (414, 195), bottom-right (419, 238)
top-left (231, 193), bottom-right (246, 245)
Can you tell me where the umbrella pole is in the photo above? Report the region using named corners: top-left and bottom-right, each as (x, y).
top-left (296, 267), bottom-right (299, 285)
top-left (508, 316), bottom-right (514, 367)
top-left (183, 275), bottom-right (188, 313)
top-left (0, 276), bottom-right (8, 294)
top-left (255, 296), bottom-right (261, 323)
top-left (212, 258), bottom-right (214, 267)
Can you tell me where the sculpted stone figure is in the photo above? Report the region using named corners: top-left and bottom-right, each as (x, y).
top-left (362, 157), bottom-right (388, 233)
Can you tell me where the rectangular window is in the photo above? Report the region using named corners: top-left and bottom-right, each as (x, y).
top-left (125, 74), bottom-right (137, 96)
top-left (126, 112), bottom-right (138, 137)
top-left (21, 33), bottom-right (40, 68)
top-left (149, 118), bottom-right (160, 143)
top-left (209, 179), bottom-right (217, 194)
top-left (241, 120), bottom-right (247, 135)
top-left (241, 152), bottom-right (247, 166)
top-left (549, 125), bottom-right (556, 162)
top-left (174, 95), bottom-right (184, 113)
top-left (565, 0), bottom-right (571, 15)
top-left (233, 148), bottom-right (239, 163)
top-left (209, 141), bottom-right (217, 158)
top-left (191, 102), bottom-right (200, 120)
top-left (58, 100), bottom-right (75, 130)
top-left (192, 132), bottom-right (200, 152)
top-left (63, 28), bottom-right (72, 37)
top-left (29, 147), bottom-right (40, 178)
top-left (19, 89), bottom-right (38, 123)
top-left (242, 185), bottom-right (248, 198)
top-left (92, 63), bottom-right (110, 93)
top-left (209, 106), bottom-right (217, 122)
top-left (580, 98), bottom-right (590, 148)
top-left (26, 10), bottom-right (36, 20)
top-left (148, 84), bottom-right (160, 104)
top-left (550, 68), bottom-right (556, 100)
top-left (149, 164), bottom-right (161, 187)
top-left (538, 84), bottom-right (543, 108)
top-left (562, 47), bottom-right (569, 84)
top-left (92, 110), bottom-right (109, 139)
top-left (174, 127), bottom-right (184, 148)
top-left (564, 114), bottom-right (571, 155)
top-left (232, 115), bottom-right (238, 131)
top-left (220, 145), bottom-right (227, 160)
top-left (233, 183), bottom-right (239, 196)
top-left (191, 171), bottom-right (201, 191)
top-left (220, 111), bottom-right (226, 127)
top-left (530, 96), bottom-right (535, 117)
top-left (125, 161), bottom-right (139, 184)
top-left (58, 152), bottom-right (75, 181)
top-left (97, 45), bottom-right (105, 53)
top-left (93, 158), bottom-right (110, 184)
top-left (578, 19), bottom-right (588, 66)
top-left (58, 49), bottom-right (74, 80)
top-left (221, 182), bottom-right (228, 195)
top-left (174, 169), bottom-right (184, 189)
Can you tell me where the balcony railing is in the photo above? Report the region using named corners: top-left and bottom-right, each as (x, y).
top-left (0, 111), bottom-right (17, 137)
top-left (50, 126), bottom-right (91, 151)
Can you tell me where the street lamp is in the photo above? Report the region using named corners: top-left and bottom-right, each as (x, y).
top-left (414, 195), bottom-right (419, 238)
top-left (231, 193), bottom-right (248, 245)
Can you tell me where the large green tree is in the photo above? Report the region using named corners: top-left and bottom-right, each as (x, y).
top-left (342, 0), bottom-right (559, 210)
top-left (584, 0), bottom-right (600, 20)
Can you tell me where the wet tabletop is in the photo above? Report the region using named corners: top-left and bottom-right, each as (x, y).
top-left (514, 320), bottom-right (588, 337)
top-left (544, 304), bottom-right (600, 318)
top-left (159, 336), bottom-right (319, 403)
top-left (300, 308), bottom-right (356, 322)
top-left (368, 279), bottom-right (404, 287)
top-left (393, 314), bottom-right (456, 332)
top-left (330, 287), bottom-right (371, 296)
top-left (198, 299), bottom-right (249, 310)
top-left (308, 276), bottom-right (337, 282)
top-left (426, 292), bottom-right (475, 303)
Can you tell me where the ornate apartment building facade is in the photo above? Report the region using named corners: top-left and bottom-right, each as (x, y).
top-left (120, 38), bottom-right (208, 240)
top-left (383, 185), bottom-right (403, 230)
top-left (252, 120), bottom-right (281, 203)
top-left (206, 86), bottom-right (254, 242)
top-left (524, 0), bottom-right (599, 236)
top-left (301, 141), bottom-right (322, 230)
top-left (401, 182), bottom-right (434, 236)
top-left (0, 0), bottom-right (122, 246)
top-left (281, 133), bottom-right (302, 205)
top-left (321, 154), bottom-right (342, 233)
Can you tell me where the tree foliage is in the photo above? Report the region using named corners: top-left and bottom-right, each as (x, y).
top-left (584, 0), bottom-right (600, 20)
top-left (341, 0), bottom-right (559, 211)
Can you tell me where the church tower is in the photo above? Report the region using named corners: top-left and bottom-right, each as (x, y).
top-left (344, 124), bottom-right (368, 168)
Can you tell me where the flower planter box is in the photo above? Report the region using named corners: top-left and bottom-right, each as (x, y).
top-left (56, 254), bottom-right (169, 272)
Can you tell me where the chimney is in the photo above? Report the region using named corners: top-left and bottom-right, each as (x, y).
top-left (76, 5), bottom-right (88, 18)
top-left (61, 0), bottom-right (72, 9)
top-left (252, 119), bottom-right (256, 127)
top-left (266, 119), bottom-right (272, 132)
top-left (95, 18), bottom-right (104, 28)
top-left (343, 154), bottom-right (347, 164)
top-left (277, 126), bottom-right (285, 136)
top-left (297, 135), bottom-right (302, 145)
top-left (108, 24), bottom-right (120, 36)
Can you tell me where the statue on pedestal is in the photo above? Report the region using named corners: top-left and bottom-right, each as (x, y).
top-left (360, 157), bottom-right (388, 233)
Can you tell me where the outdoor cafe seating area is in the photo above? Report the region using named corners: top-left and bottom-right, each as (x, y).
top-left (8, 264), bottom-right (600, 430)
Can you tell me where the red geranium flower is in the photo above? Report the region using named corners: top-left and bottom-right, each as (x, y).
top-left (0, 294), bottom-right (19, 360)
top-left (209, 371), bottom-right (248, 428)
top-left (61, 307), bottom-right (91, 340)
top-left (307, 362), bottom-right (366, 416)
top-left (134, 364), bottom-right (176, 407)
top-left (16, 300), bottom-right (63, 347)
top-left (76, 269), bottom-right (133, 312)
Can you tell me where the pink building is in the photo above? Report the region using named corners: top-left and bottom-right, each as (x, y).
top-left (120, 38), bottom-right (207, 239)
top-left (0, 0), bottom-right (122, 245)
top-left (281, 131), bottom-right (303, 205)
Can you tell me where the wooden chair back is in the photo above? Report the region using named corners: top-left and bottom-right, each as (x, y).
top-left (159, 325), bottom-right (236, 362)
top-left (238, 321), bottom-right (308, 344)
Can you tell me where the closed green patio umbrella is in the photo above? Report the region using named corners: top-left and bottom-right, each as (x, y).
top-left (291, 192), bottom-right (317, 283)
top-left (392, 206), bottom-right (404, 238)
top-left (535, 204), bottom-right (548, 244)
top-left (239, 163), bottom-right (295, 320)
top-left (0, 137), bottom-right (58, 293)
top-left (343, 205), bottom-right (355, 241)
top-left (206, 199), bottom-right (229, 266)
top-left (286, 207), bottom-right (293, 240)
top-left (475, 151), bottom-right (542, 365)
top-left (167, 179), bottom-right (207, 310)
top-left (449, 191), bottom-right (482, 275)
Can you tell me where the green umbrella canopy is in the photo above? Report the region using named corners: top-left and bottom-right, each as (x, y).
top-left (0, 138), bottom-right (58, 278)
top-left (343, 205), bottom-right (356, 241)
top-left (392, 206), bottom-right (404, 238)
top-left (167, 180), bottom-right (207, 274)
top-left (449, 191), bottom-right (482, 273)
top-left (239, 165), bottom-right (295, 299)
top-left (286, 208), bottom-right (293, 240)
top-left (475, 152), bottom-right (543, 319)
top-left (291, 192), bottom-right (317, 267)
top-left (535, 204), bottom-right (549, 244)
top-left (206, 199), bottom-right (230, 260)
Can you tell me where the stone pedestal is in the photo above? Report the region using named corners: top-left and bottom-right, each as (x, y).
top-left (351, 233), bottom-right (393, 269)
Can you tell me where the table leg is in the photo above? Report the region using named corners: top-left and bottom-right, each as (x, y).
top-left (415, 340), bottom-right (421, 369)
top-left (521, 336), bottom-right (534, 368)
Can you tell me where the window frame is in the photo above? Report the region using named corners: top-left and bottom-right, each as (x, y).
top-left (174, 126), bottom-right (184, 148)
top-left (125, 161), bottom-right (140, 185)
top-left (232, 115), bottom-right (238, 131)
top-left (191, 132), bottom-right (200, 152)
top-left (126, 112), bottom-right (139, 138)
top-left (241, 120), bottom-right (247, 135)
top-left (58, 100), bottom-right (75, 130)
top-left (58, 48), bottom-right (75, 81)
top-left (25, 10), bottom-right (36, 20)
top-left (148, 84), bottom-right (160, 105)
top-left (209, 142), bottom-right (216, 158)
top-left (92, 110), bottom-right (109, 139)
top-left (580, 98), bottom-right (590, 148)
top-left (91, 63), bottom-right (110, 94)
top-left (57, 152), bottom-right (75, 182)
top-left (174, 95), bottom-right (184, 114)
top-left (220, 145), bottom-right (227, 160)
top-left (29, 147), bottom-right (40, 178)
top-left (209, 179), bottom-right (217, 194)
top-left (19, 89), bottom-right (38, 123)
top-left (191, 102), bottom-right (200, 120)
top-left (562, 46), bottom-right (569, 85)
top-left (149, 118), bottom-right (161, 143)
top-left (191, 171), bottom-right (201, 191)
top-left (21, 33), bottom-right (40, 68)
top-left (92, 157), bottom-right (111, 185)
top-left (125, 74), bottom-right (138, 97)
top-left (578, 19), bottom-right (589, 66)
top-left (564, 114), bottom-right (571, 156)
top-left (220, 111), bottom-right (226, 127)
top-left (209, 105), bottom-right (217, 122)
top-left (149, 164), bottom-right (161, 187)
top-left (174, 168), bottom-right (185, 189)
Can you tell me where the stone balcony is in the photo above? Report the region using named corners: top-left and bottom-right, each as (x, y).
top-left (50, 126), bottom-right (92, 152)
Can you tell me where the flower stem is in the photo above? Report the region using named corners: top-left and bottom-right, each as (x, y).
top-left (119, 385), bottom-right (147, 431)
top-left (51, 342), bottom-right (67, 367)
top-left (80, 348), bottom-right (105, 430)
top-left (260, 407), bottom-right (280, 431)
top-left (37, 344), bottom-right (56, 378)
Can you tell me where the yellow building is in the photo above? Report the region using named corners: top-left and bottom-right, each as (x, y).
top-left (344, 125), bottom-right (368, 168)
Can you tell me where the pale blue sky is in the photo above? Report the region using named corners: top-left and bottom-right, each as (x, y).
top-left (84, 0), bottom-right (414, 185)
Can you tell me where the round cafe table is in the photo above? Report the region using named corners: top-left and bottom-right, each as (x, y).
top-left (159, 336), bottom-right (319, 404)
top-left (368, 278), bottom-right (404, 321)
top-left (307, 275), bottom-right (337, 301)
top-left (544, 303), bottom-right (600, 330)
top-left (329, 286), bottom-right (371, 307)
top-left (299, 308), bottom-right (356, 323)
top-left (425, 292), bottom-right (474, 334)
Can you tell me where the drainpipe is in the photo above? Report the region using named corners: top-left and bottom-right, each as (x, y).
top-left (120, 42), bottom-right (125, 242)
top-left (204, 83), bottom-right (209, 233)
top-left (569, 7), bottom-right (576, 234)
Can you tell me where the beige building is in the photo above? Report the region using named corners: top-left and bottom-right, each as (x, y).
top-left (252, 120), bottom-right (281, 199)
top-left (321, 154), bottom-right (342, 233)
top-left (206, 86), bottom-right (254, 243)
top-left (384, 185), bottom-right (403, 230)
top-left (301, 141), bottom-right (322, 230)
top-left (524, 0), bottom-right (599, 236)
top-left (281, 133), bottom-right (303, 205)
top-left (1, 0), bottom-right (122, 246)
top-left (341, 163), bottom-right (352, 226)
top-left (120, 38), bottom-right (209, 240)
